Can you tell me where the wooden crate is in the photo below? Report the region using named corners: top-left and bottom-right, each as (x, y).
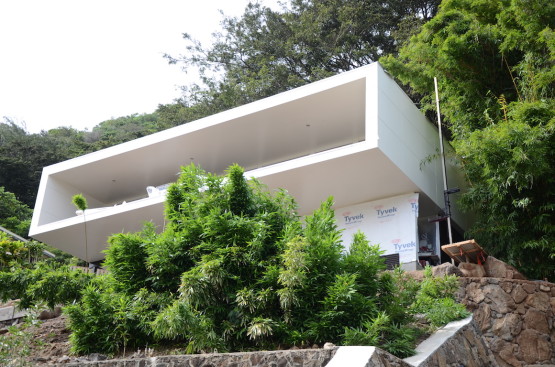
top-left (441, 239), bottom-right (488, 264)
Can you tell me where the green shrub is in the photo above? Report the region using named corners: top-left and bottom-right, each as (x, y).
top-left (412, 266), bottom-right (470, 327)
top-left (66, 281), bottom-right (120, 355)
top-left (67, 163), bottom-right (471, 357)
top-left (0, 235), bottom-right (29, 268)
top-left (103, 231), bottom-right (150, 294)
top-left (26, 265), bottom-right (94, 309)
top-left (0, 263), bottom-right (93, 309)
top-left (0, 317), bottom-right (38, 366)
top-left (0, 266), bottom-right (33, 303)
top-left (423, 298), bottom-right (470, 327)
top-left (65, 277), bottom-right (166, 356)
top-left (342, 312), bottom-right (417, 358)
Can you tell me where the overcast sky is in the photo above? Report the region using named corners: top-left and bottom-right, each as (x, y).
top-left (0, 0), bottom-right (279, 133)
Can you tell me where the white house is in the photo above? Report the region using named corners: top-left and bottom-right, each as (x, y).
top-left (29, 63), bottom-right (467, 269)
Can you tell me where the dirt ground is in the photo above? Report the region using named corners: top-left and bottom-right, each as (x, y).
top-left (24, 315), bottom-right (73, 364)
top-left (5, 314), bottom-right (178, 365)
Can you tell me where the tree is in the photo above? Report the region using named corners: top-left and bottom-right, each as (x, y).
top-left (167, 0), bottom-right (441, 117)
top-left (381, 0), bottom-right (555, 280)
top-left (83, 113), bottom-right (161, 150)
top-left (0, 186), bottom-right (32, 237)
top-left (72, 194), bottom-right (89, 263)
top-left (0, 120), bottom-right (87, 207)
top-left (0, 115), bottom-right (168, 208)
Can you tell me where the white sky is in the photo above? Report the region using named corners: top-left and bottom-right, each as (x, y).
top-left (0, 0), bottom-right (279, 134)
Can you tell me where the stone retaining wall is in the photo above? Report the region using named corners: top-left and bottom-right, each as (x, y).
top-left (57, 348), bottom-right (336, 367)
top-left (404, 316), bottom-right (498, 367)
top-left (457, 277), bottom-right (555, 367)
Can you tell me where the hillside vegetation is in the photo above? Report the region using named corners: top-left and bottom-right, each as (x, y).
top-left (1, 164), bottom-right (469, 361)
top-left (381, 0), bottom-right (555, 279)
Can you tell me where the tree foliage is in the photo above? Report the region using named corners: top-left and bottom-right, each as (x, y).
top-left (166, 0), bottom-right (441, 116)
top-left (0, 111), bottom-right (190, 208)
top-left (0, 243), bottom-right (93, 310)
top-left (0, 186), bottom-right (32, 237)
top-left (381, 0), bottom-right (555, 280)
top-left (0, 121), bottom-right (86, 207)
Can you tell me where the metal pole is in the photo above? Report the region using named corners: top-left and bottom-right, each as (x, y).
top-left (0, 225), bottom-right (56, 258)
top-left (0, 225), bottom-right (28, 243)
top-left (434, 77), bottom-right (453, 244)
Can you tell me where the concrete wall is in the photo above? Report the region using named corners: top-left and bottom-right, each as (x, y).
top-left (375, 66), bottom-right (467, 230)
top-left (458, 277), bottom-right (555, 366)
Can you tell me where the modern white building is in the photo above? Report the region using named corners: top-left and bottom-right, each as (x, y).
top-left (29, 63), bottom-right (467, 268)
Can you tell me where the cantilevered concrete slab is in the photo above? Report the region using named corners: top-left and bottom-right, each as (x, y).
top-left (30, 63), bottom-right (466, 262)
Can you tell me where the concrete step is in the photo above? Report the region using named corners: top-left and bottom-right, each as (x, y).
top-left (0, 306), bottom-right (27, 322)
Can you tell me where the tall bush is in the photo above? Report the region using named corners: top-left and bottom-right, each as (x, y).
top-left (68, 163), bottom-right (468, 357)
top-left (0, 262), bottom-right (93, 309)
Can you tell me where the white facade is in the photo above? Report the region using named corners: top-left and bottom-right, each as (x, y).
top-left (335, 193), bottom-right (420, 264)
top-left (29, 63), bottom-right (467, 263)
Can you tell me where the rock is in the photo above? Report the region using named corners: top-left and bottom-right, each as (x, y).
top-left (474, 303), bottom-right (492, 332)
top-left (525, 292), bottom-right (550, 312)
top-left (498, 343), bottom-right (522, 367)
top-left (522, 282), bottom-right (537, 294)
top-left (551, 297), bottom-right (555, 313)
top-left (484, 284), bottom-right (516, 314)
top-left (38, 310), bottom-right (55, 320)
top-left (404, 270), bottom-right (425, 281)
top-left (515, 303), bottom-right (527, 315)
top-left (511, 284), bottom-right (529, 304)
top-left (539, 284), bottom-right (550, 292)
top-left (432, 262), bottom-right (463, 277)
top-left (516, 329), bottom-right (552, 364)
top-left (466, 281), bottom-right (486, 303)
top-left (492, 313), bottom-right (521, 341)
top-left (323, 342), bottom-right (335, 350)
top-left (88, 353), bottom-right (108, 361)
top-left (414, 313), bottom-right (429, 324)
top-left (523, 308), bottom-right (549, 334)
top-left (458, 262), bottom-right (486, 277)
top-left (37, 306), bottom-right (62, 320)
top-left (501, 280), bottom-right (514, 294)
top-left (57, 355), bottom-right (71, 363)
top-left (483, 256), bottom-right (526, 279)
top-left (489, 338), bottom-right (508, 353)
